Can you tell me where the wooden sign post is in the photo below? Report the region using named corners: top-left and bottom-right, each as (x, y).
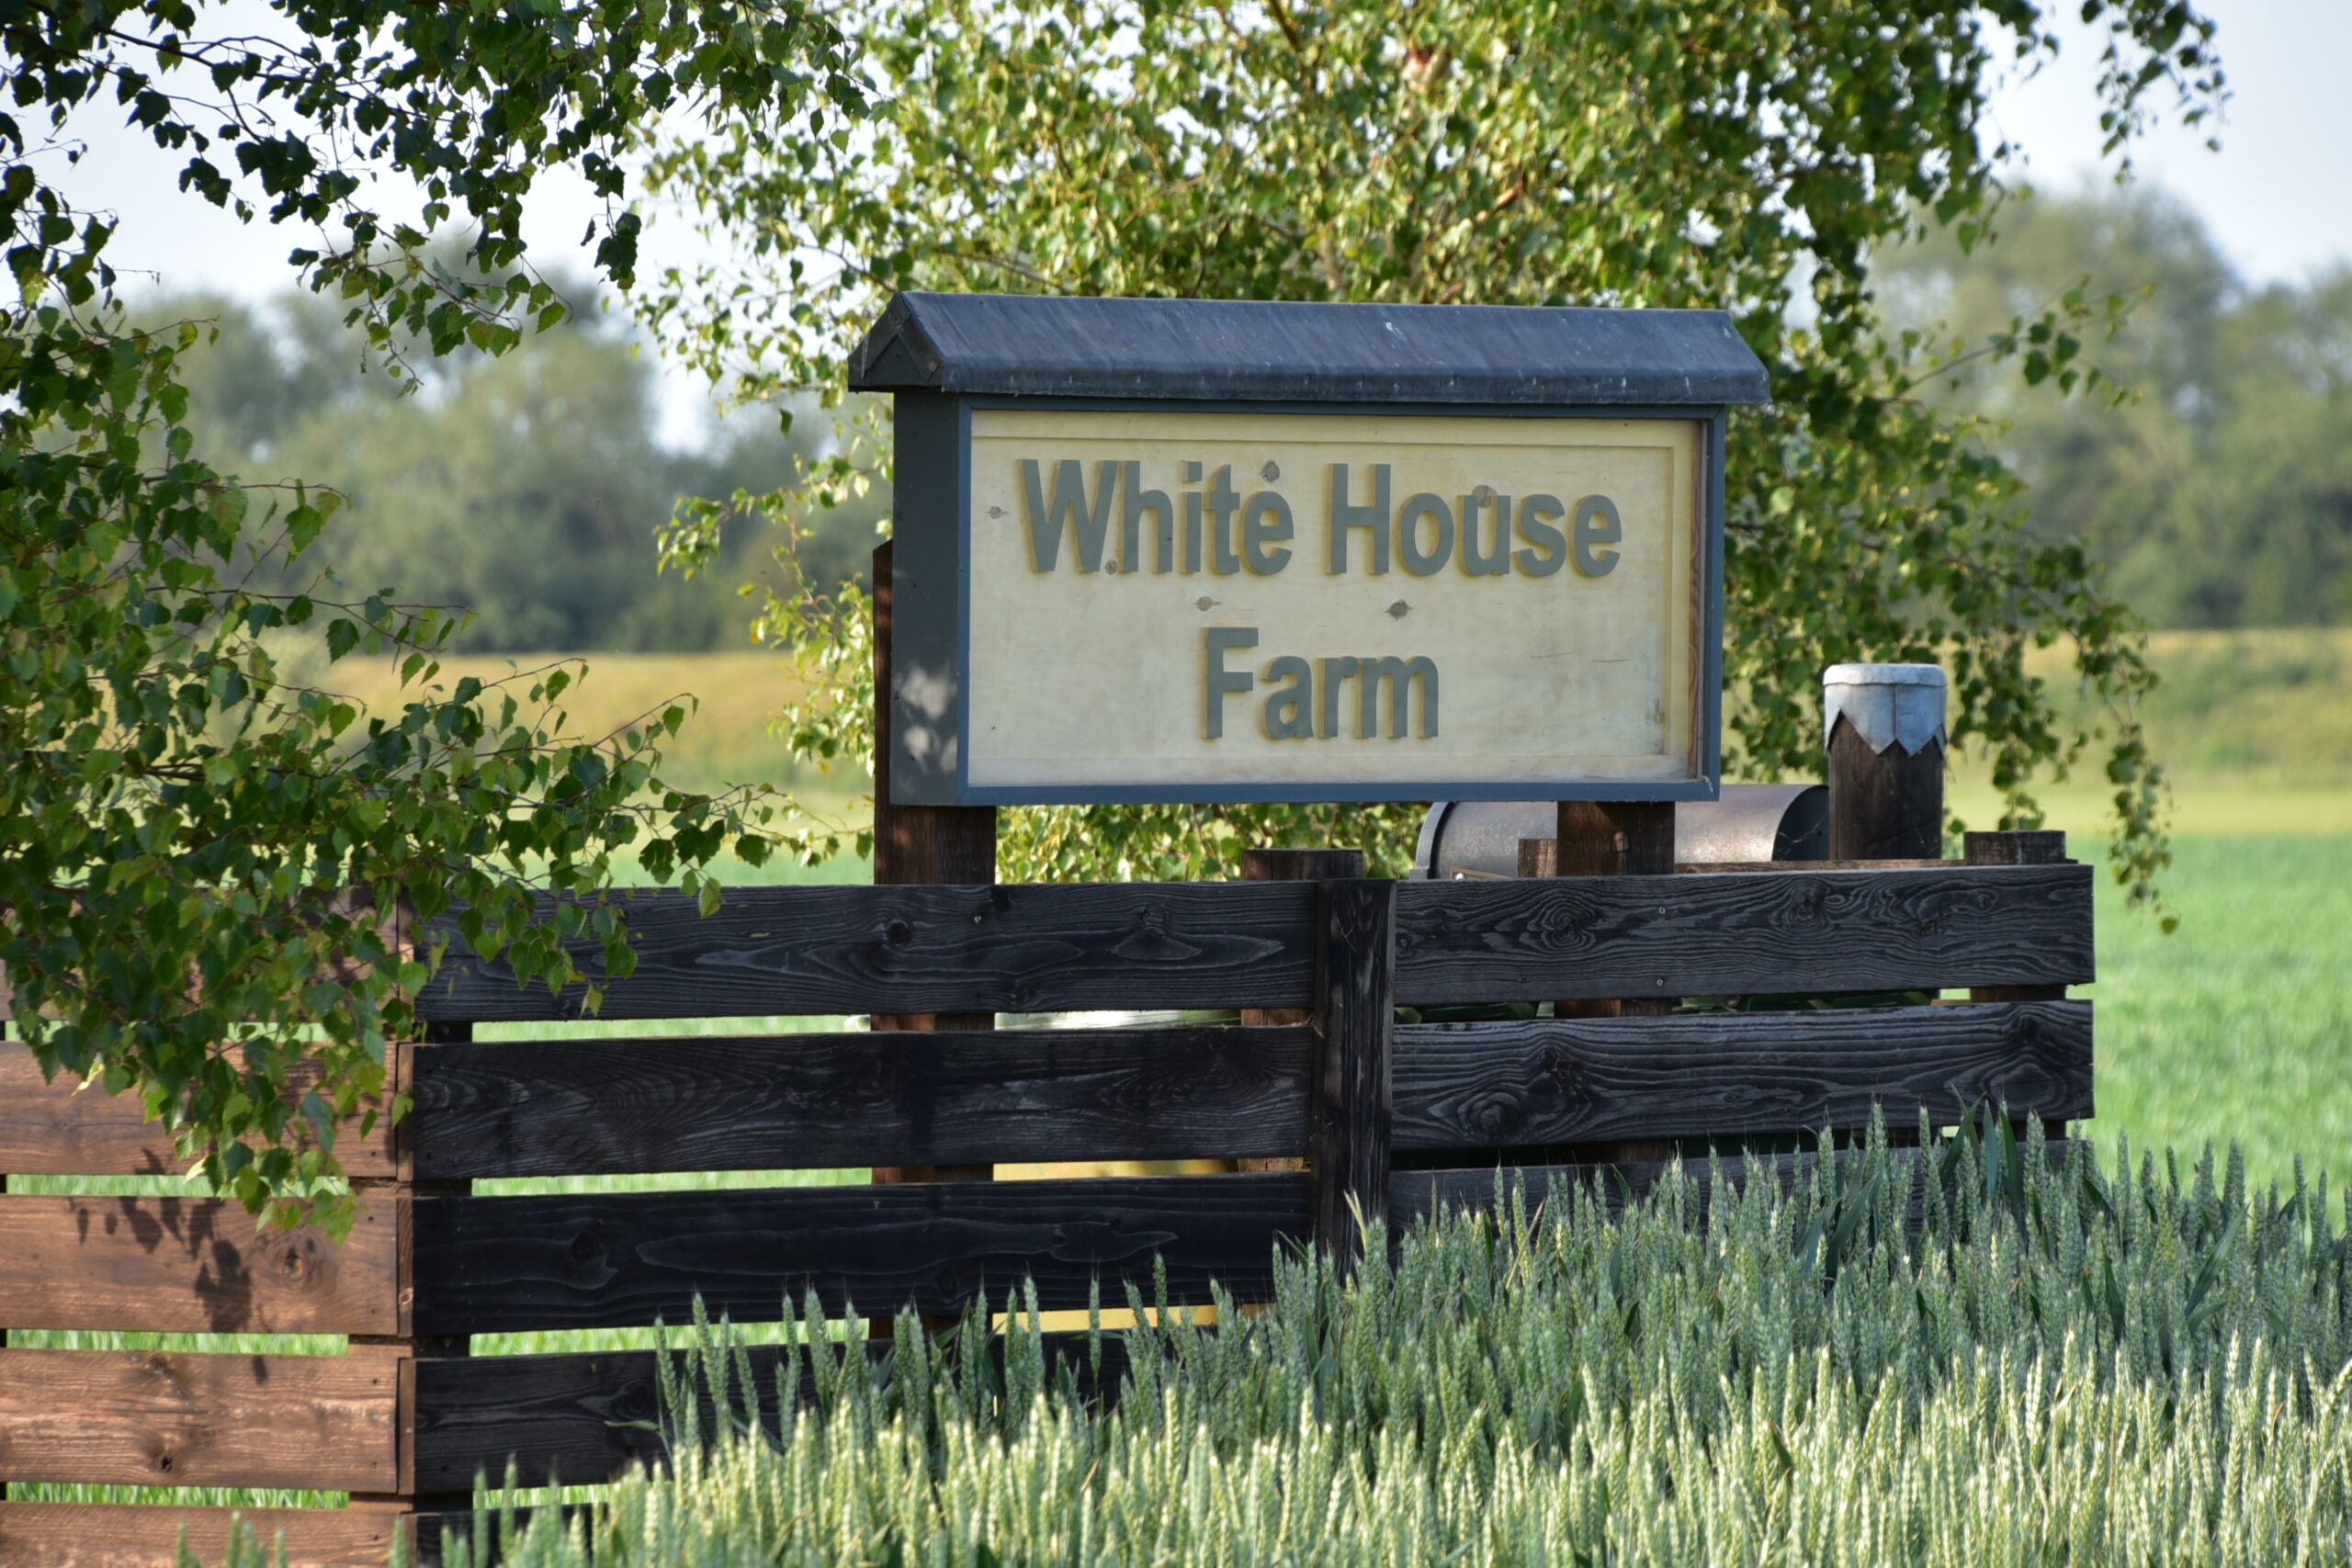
top-left (856, 291), bottom-right (1769, 1263)
top-left (870, 539), bottom-right (997, 1195)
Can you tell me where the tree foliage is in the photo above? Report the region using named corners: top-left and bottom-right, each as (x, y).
top-left (137, 287), bottom-right (870, 653)
top-left (0, 2), bottom-right (862, 1227)
top-left (648, 0), bottom-right (2221, 899)
top-left (1887, 184), bottom-right (2352, 628)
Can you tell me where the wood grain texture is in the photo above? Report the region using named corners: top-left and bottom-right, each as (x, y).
top-left (1242, 849), bottom-right (1366, 885)
top-left (1827, 718), bottom-right (1944, 861)
top-left (410, 1174), bottom-right (1306, 1335)
top-left (1672, 859), bottom-right (1948, 874)
top-left (1526, 852), bottom-right (1954, 875)
top-left (413, 1348), bottom-right (676, 1490)
top-left (0, 1045), bottom-right (394, 1180)
top-left (1550, 800), bottom-right (1677, 1170)
top-left (1393, 1147), bottom-right (1819, 1228)
top-left (1963, 833), bottom-right (2074, 1007)
top-left (0, 1502), bottom-right (407, 1568)
top-left (413, 881), bottom-right (1315, 1022)
top-left (869, 538), bottom-right (999, 1197)
top-left (1392, 863), bottom-right (2094, 1006)
top-left (0, 1348), bottom-right (399, 1490)
top-left (1552, 800), bottom-right (1678, 1036)
top-left (1555, 801), bottom-right (1677, 877)
top-left (0, 1194), bottom-right (399, 1335)
top-left (1390, 1001), bottom-right (2092, 1152)
top-left (411, 1027), bottom-right (1310, 1179)
top-left (1962, 830), bottom-right (2070, 867)
top-left (1233, 849), bottom-right (1360, 1177)
top-left (410, 1335), bottom-right (1138, 1490)
top-left (1309, 880), bottom-right (1395, 1266)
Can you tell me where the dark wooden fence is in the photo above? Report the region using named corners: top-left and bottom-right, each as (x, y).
top-left (0, 838), bottom-right (2094, 1566)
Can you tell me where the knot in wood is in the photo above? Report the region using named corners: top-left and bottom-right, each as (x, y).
top-left (608, 1378), bottom-right (658, 1424)
top-left (885, 919), bottom-right (913, 947)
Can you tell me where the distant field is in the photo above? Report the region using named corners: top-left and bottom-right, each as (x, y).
top-left (1944, 626), bottom-right (2352, 835)
top-left (2086, 836), bottom-right (2352, 1193)
top-left (334, 629), bottom-right (2352, 834)
top-left (317, 649), bottom-right (842, 805)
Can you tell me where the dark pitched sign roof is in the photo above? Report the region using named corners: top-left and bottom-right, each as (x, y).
top-left (849, 291), bottom-right (1770, 407)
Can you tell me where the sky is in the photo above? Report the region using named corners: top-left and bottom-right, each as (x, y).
top-left (51, 0), bottom-right (2352, 446)
top-left (1981, 0), bottom-right (2352, 286)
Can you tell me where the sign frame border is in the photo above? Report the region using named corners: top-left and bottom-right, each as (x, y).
top-left (889, 390), bottom-right (1727, 807)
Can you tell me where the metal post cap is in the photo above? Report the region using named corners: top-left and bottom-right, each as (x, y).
top-left (1822, 662), bottom-right (1947, 755)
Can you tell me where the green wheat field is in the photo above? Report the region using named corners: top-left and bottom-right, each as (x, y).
top-left (10, 633), bottom-right (2351, 1560)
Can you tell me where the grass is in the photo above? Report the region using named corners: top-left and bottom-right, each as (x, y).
top-left (2086, 835), bottom-right (2352, 1195)
top-left (421, 1130), bottom-right (2351, 1568)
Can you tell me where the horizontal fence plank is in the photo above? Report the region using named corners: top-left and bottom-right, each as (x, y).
top-left (1392, 1001), bottom-right (2093, 1152)
top-left (0, 1045), bottom-right (394, 1180)
top-left (0, 1195), bottom-right (399, 1336)
top-left (0, 1348), bottom-right (399, 1490)
top-left (413, 1026), bottom-right (1310, 1179)
top-left (1394, 863), bottom-right (2094, 1005)
top-left (1673, 858), bottom-right (1949, 874)
top-left (1390, 1140), bottom-right (2081, 1230)
top-left (415, 1348), bottom-right (673, 1491)
top-left (415, 882), bottom-right (1316, 1022)
top-left (0, 1502), bottom-right (407, 1568)
top-left (412, 1334), bottom-right (1137, 1490)
top-left (412, 1174), bottom-right (1307, 1335)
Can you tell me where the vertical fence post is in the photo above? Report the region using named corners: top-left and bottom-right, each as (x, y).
top-left (869, 537), bottom-right (997, 1168)
top-left (870, 540), bottom-right (996, 1336)
top-left (1545, 802), bottom-right (1679, 1166)
top-left (1308, 878), bottom-right (1395, 1274)
top-left (1824, 664), bottom-right (1948, 861)
top-left (1961, 830), bottom-right (2072, 1003)
top-left (1964, 829), bottom-right (2075, 1144)
top-left (348, 1020), bottom-right (473, 1555)
top-left (1823, 664), bottom-right (1948, 1152)
top-left (1552, 800), bottom-right (1678, 996)
top-left (1238, 849), bottom-right (1364, 1178)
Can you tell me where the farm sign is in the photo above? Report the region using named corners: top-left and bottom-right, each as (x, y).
top-left (853, 294), bottom-right (1770, 805)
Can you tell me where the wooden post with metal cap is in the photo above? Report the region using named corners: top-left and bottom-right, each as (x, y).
top-left (1823, 663), bottom-right (1948, 863)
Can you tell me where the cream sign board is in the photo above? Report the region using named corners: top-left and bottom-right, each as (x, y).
top-left (854, 293), bottom-right (1766, 805)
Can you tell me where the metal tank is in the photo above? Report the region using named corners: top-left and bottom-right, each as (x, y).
top-left (1412, 784), bottom-right (1828, 879)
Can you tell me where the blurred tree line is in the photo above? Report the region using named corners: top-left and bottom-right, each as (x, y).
top-left (129, 287), bottom-right (888, 652)
top-left (141, 182), bottom-right (2351, 653)
top-left (1887, 185), bottom-right (2352, 628)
